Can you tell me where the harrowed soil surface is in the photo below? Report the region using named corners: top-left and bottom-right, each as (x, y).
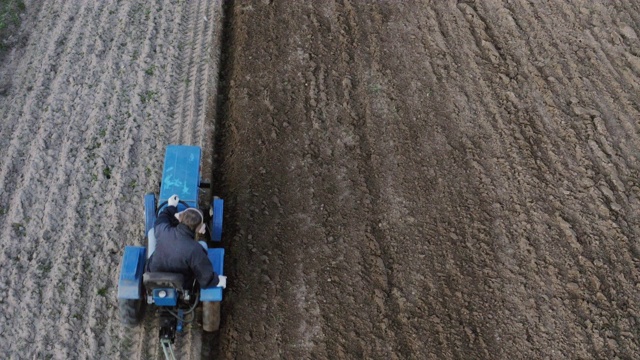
top-left (1, 1), bottom-right (640, 359)
top-left (218, 1), bottom-right (640, 359)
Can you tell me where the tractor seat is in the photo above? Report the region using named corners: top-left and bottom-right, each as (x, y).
top-left (143, 272), bottom-right (185, 292)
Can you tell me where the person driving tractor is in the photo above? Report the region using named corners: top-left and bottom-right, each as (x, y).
top-left (146, 194), bottom-right (227, 290)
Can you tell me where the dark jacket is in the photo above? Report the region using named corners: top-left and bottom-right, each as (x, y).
top-left (147, 205), bottom-right (219, 288)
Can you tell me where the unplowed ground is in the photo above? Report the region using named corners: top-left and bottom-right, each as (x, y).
top-left (1, 1), bottom-right (640, 359)
top-left (0, 0), bottom-right (223, 358)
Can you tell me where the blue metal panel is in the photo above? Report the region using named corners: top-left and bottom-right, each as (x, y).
top-left (211, 197), bottom-right (224, 242)
top-left (144, 193), bottom-right (156, 235)
top-left (209, 248), bottom-right (224, 277)
top-left (117, 246), bottom-right (146, 299)
top-left (153, 288), bottom-right (178, 306)
top-left (159, 145), bottom-right (201, 208)
top-left (200, 248), bottom-right (224, 302)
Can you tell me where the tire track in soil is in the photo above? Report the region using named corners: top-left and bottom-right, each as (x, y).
top-left (0, 0), bottom-right (79, 223)
top-left (197, 1), bottom-right (229, 351)
top-left (169, 0), bottom-right (201, 144)
top-left (114, 2), bottom-right (202, 358)
top-left (170, 0), bottom-right (218, 149)
top-left (126, 1), bottom-right (184, 359)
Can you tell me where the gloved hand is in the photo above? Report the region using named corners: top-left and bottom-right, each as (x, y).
top-left (217, 275), bottom-right (227, 289)
top-left (168, 194), bottom-right (179, 207)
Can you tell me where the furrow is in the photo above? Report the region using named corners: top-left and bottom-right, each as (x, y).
top-left (76, 1), bottom-right (171, 356)
top-left (5, 10), bottom-right (114, 353)
top-left (0, 0), bottom-right (66, 138)
top-left (29, 2), bottom-right (133, 355)
top-left (44, 0), bottom-right (137, 351)
top-left (429, 3), bottom-right (527, 356)
top-left (324, 0), bottom-right (398, 357)
top-left (310, 0), bottom-right (376, 356)
top-left (0, 1), bottom-right (95, 340)
top-left (200, 0), bottom-right (225, 187)
top-left (0, 1), bottom-right (225, 358)
top-left (615, 0), bottom-right (640, 25)
top-left (10, 0), bottom-right (148, 355)
top-left (0, 0), bottom-right (81, 211)
top-left (4, 0), bottom-right (162, 358)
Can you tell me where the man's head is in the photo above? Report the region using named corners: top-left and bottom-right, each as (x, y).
top-left (175, 208), bottom-right (206, 234)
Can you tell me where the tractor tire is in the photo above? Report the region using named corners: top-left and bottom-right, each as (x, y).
top-left (202, 301), bottom-right (220, 332)
top-left (119, 298), bottom-right (143, 326)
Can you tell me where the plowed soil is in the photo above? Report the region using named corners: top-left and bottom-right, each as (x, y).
top-left (1, 1), bottom-right (640, 359)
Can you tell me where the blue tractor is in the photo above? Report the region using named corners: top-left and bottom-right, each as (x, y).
top-left (117, 145), bottom-right (225, 357)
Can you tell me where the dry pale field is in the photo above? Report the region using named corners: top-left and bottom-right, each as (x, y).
top-left (0, 0), bottom-right (223, 358)
top-left (1, 1), bottom-right (640, 360)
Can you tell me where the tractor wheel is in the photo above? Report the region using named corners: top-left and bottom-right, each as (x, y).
top-left (202, 301), bottom-right (220, 332)
top-left (119, 298), bottom-right (143, 326)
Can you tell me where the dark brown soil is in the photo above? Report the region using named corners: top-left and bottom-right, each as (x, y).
top-left (217, 1), bottom-right (640, 359)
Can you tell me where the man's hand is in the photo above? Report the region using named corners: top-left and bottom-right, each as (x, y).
top-left (168, 195), bottom-right (179, 207)
top-left (217, 275), bottom-right (227, 289)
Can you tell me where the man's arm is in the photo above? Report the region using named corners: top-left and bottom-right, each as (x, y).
top-left (154, 204), bottom-right (179, 235)
top-left (191, 248), bottom-right (220, 288)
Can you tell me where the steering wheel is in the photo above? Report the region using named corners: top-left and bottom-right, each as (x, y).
top-left (156, 199), bottom-right (191, 215)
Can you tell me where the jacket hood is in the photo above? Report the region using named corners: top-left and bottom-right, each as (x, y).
top-left (176, 223), bottom-right (196, 239)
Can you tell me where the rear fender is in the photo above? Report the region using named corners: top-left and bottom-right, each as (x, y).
top-left (200, 248), bottom-right (224, 302)
top-left (117, 246), bottom-right (146, 300)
